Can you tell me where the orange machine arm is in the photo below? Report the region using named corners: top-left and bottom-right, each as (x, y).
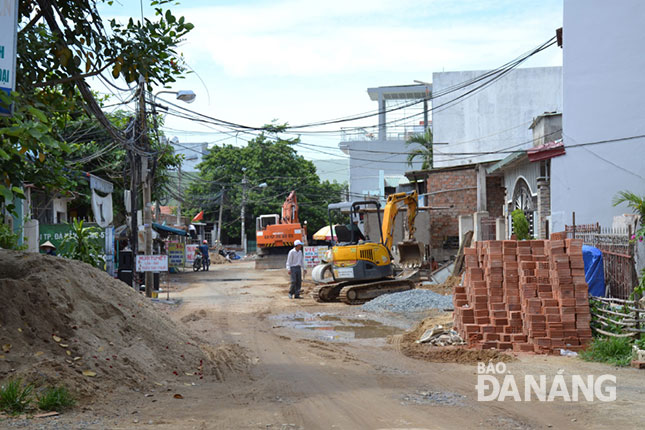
top-left (381, 190), bottom-right (418, 250)
top-left (281, 190), bottom-right (299, 224)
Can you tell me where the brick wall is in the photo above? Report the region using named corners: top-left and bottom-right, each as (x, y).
top-left (426, 167), bottom-right (507, 251)
top-left (486, 176), bottom-right (505, 218)
top-left (426, 167), bottom-right (478, 250)
top-left (537, 178), bottom-right (551, 239)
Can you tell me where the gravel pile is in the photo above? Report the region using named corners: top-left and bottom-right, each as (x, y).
top-left (401, 390), bottom-right (466, 406)
top-left (362, 289), bottom-right (453, 313)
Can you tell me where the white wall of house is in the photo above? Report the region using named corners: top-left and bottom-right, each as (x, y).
top-left (341, 139), bottom-right (421, 200)
top-left (550, 0), bottom-right (645, 231)
top-left (432, 67), bottom-right (563, 168)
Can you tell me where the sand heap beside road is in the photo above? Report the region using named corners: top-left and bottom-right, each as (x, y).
top-left (0, 250), bottom-right (246, 400)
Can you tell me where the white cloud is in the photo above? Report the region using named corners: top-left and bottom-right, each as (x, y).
top-left (176, 0), bottom-right (562, 78)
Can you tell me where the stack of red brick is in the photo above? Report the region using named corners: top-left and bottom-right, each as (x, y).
top-left (453, 239), bottom-right (593, 354)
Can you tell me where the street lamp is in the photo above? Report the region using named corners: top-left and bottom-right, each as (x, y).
top-left (139, 89), bottom-right (196, 297)
top-left (240, 170), bottom-right (267, 255)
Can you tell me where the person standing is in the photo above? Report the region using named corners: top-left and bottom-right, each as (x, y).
top-left (197, 240), bottom-right (210, 271)
top-left (286, 239), bottom-right (306, 299)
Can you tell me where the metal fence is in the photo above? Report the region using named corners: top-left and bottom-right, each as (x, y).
top-left (566, 225), bottom-right (637, 299)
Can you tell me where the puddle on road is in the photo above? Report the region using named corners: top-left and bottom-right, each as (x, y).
top-left (273, 313), bottom-right (403, 341)
top-left (204, 278), bottom-right (254, 282)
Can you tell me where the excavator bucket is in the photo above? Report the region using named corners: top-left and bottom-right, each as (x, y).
top-left (397, 241), bottom-right (423, 268)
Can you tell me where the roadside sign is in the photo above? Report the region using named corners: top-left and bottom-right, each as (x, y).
top-left (185, 244), bottom-right (198, 263)
top-left (167, 241), bottom-right (185, 267)
top-left (304, 245), bottom-right (328, 268)
top-left (136, 255), bottom-right (168, 272)
top-left (0, 0), bottom-right (18, 116)
top-left (39, 223), bottom-right (106, 252)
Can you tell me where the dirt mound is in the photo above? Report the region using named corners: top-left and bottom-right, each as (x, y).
top-left (209, 252), bottom-right (230, 264)
top-left (0, 250), bottom-right (247, 401)
top-left (397, 312), bottom-right (514, 364)
top-left (419, 275), bottom-right (461, 296)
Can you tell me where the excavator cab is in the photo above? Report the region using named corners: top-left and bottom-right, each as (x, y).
top-left (311, 191), bottom-right (422, 304)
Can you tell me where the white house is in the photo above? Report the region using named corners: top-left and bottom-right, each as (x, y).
top-left (550, 0), bottom-right (645, 231)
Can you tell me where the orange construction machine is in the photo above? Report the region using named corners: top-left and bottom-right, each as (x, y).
top-left (255, 191), bottom-right (307, 269)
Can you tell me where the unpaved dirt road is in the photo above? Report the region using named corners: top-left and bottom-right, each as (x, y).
top-left (11, 261), bottom-right (645, 429)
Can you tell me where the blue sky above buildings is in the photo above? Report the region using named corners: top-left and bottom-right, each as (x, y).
top-left (95, 1), bottom-right (563, 180)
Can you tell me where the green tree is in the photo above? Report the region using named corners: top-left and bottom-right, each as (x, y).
top-left (186, 133), bottom-right (345, 244)
top-left (1, 0), bottom-right (193, 211)
top-left (59, 219), bottom-right (104, 268)
top-left (613, 190), bottom-right (645, 297)
top-left (511, 209), bottom-right (530, 240)
top-left (405, 128), bottom-right (433, 170)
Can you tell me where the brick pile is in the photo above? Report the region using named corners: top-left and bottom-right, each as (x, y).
top-left (453, 239), bottom-right (593, 354)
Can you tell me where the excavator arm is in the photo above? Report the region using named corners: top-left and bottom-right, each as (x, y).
top-left (380, 190), bottom-right (418, 250)
top-left (281, 191), bottom-right (299, 224)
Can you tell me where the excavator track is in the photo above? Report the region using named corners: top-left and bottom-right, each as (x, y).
top-left (338, 278), bottom-right (415, 305)
top-left (312, 269), bottom-right (419, 304)
top-left (312, 283), bottom-right (345, 302)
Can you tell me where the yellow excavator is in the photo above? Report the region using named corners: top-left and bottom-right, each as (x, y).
top-left (311, 190), bottom-right (423, 305)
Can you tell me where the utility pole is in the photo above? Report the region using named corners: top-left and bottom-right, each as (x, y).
top-left (217, 188), bottom-right (225, 243)
top-left (240, 169), bottom-right (248, 255)
top-left (176, 164), bottom-right (182, 225)
top-left (138, 76), bottom-right (154, 298)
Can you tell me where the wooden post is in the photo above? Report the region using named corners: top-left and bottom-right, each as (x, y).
top-left (572, 211), bottom-right (576, 239)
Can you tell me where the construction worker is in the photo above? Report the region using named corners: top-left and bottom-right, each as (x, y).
top-left (286, 239), bottom-right (306, 299)
top-left (197, 240), bottom-right (210, 271)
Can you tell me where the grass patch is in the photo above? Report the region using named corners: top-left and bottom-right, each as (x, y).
top-left (0, 379), bottom-right (34, 415)
top-left (37, 386), bottom-right (76, 411)
top-left (580, 337), bottom-right (633, 367)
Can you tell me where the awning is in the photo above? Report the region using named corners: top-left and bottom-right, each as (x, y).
top-left (152, 223), bottom-right (187, 236)
top-left (527, 140), bottom-right (566, 162)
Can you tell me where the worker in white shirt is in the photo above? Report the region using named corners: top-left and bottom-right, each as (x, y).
top-left (286, 239), bottom-right (306, 299)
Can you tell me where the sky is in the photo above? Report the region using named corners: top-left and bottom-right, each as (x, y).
top-left (95, 0), bottom-right (563, 177)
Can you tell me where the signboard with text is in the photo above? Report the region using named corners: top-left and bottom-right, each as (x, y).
top-left (304, 246), bottom-right (329, 268)
top-left (185, 244), bottom-right (198, 263)
top-left (0, 0), bottom-right (18, 116)
top-left (135, 255), bottom-right (168, 272)
top-left (39, 224), bottom-right (106, 252)
top-left (167, 241), bottom-right (185, 267)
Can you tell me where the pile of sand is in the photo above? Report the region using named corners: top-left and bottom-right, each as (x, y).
top-left (418, 275), bottom-right (462, 296)
top-left (209, 252), bottom-right (230, 264)
top-left (0, 250), bottom-right (247, 401)
top-left (396, 312), bottom-right (515, 364)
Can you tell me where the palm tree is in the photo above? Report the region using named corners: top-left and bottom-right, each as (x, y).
top-left (613, 190), bottom-right (645, 220)
top-left (405, 128), bottom-right (433, 170)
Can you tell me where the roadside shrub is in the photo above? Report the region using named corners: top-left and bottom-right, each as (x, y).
top-left (0, 379), bottom-right (34, 415)
top-left (37, 386), bottom-right (76, 411)
top-left (579, 337), bottom-right (633, 367)
top-left (511, 209), bottom-right (530, 240)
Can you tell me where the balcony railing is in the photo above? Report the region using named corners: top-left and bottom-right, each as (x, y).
top-left (340, 125), bottom-right (426, 142)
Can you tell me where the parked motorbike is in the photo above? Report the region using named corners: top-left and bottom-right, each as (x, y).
top-left (193, 254), bottom-right (202, 271)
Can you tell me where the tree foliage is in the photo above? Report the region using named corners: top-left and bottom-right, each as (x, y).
top-left (186, 134), bottom-right (346, 244)
top-left (511, 209), bottom-right (530, 241)
top-left (59, 219), bottom-right (104, 268)
top-left (406, 128), bottom-right (433, 170)
top-left (1, 0), bottom-right (193, 210)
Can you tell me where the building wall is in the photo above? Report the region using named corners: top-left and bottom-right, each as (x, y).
top-left (341, 139), bottom-right (422, 200)
top-left (432, 67), bottom-right (563, 168)
top-left (486, 176), bottom-right (505, 218)
top-left (551, 0), bottom-right (645, 231)
top-left (426, 167), bottom-right (478, 251)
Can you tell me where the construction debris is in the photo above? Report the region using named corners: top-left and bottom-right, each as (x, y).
top-left (416, 325), bottom-right (465, 346)
top-left (453, 239), bottom-right (593, 354)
